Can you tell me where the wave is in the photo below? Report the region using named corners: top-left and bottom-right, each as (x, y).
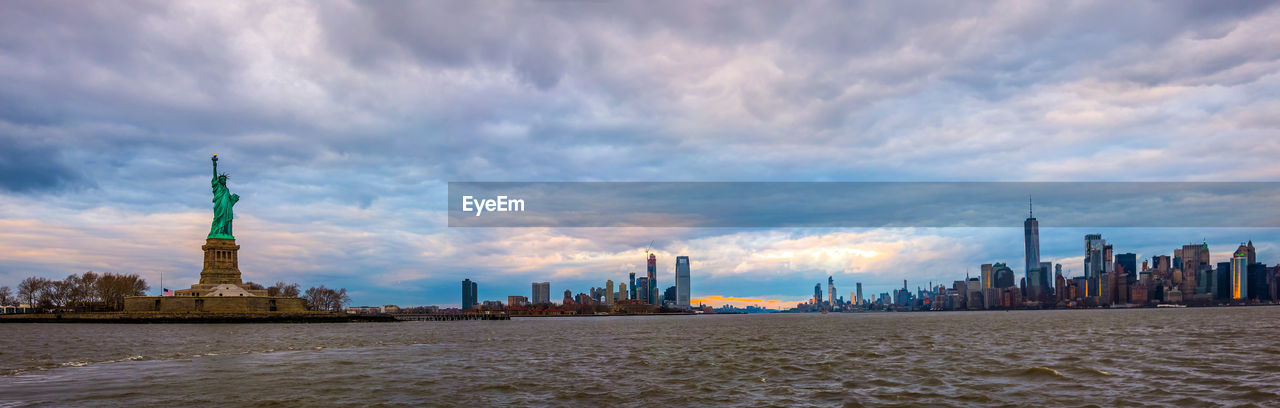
top-left (1018, 366), bottom-right (1066, 379)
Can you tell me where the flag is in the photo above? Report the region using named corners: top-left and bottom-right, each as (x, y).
top-left (163, 288), bottom-right (174, 296)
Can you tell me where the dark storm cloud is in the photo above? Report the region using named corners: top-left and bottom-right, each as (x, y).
top-left (0, 133), bottom-right (87, 192)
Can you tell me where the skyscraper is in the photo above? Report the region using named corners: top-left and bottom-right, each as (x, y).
top-left (992, 263), bottom-right (1015, 288)
top-left (1085, 234), bottom-right (1105, 278)
top-left (814, 283), bottom-right (823, 304)
top-left (981, 263), bottom-right (994, 289)
top-left (605, 279), bottom-right (614, 306)
top-left (462, 279), bottom-right (478, 310)
top-left (1232, 245), bottom-right (1248, 300)
top-left (855, 282), bottom-right (863, 305)
top-left (618, 282), bottom-right (627, 301)
top-left (1179, 242), bottom-right (1210, 295)
top-left (1039, 261), bottom-right (1053, 297)
top-left (1116, 253), bottom-right (1137, 283)
top-left (1246, 240), bottom-right (1256, 264)
top-left (1024, 197), bottom-right (1040, 292)
top-left (636, 277), bottom-right (650, 303)
top-left (1216, 262), bottom-right (1232, 300)
top-left (647, 253), bottom-right (658, 306)
top-left (532, 281), bottom-right (550, 305)
top-left (629, 272), bottom-right (636, 300)
top-left (829, 277), bottom-right (837, 306)
top-left (675, 256), bottom-right (691, 309)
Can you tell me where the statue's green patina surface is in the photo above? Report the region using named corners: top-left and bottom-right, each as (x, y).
top-left (208, 155), bottom-right (239, 239)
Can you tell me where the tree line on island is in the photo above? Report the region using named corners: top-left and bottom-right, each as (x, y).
top-left (239, 281), bottom-right (351, 311)
top-left (0, 271), bottom-right (349, 313)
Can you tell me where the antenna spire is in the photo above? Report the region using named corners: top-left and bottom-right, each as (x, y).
top-left (1029, 195), bottom-right (1033, 218)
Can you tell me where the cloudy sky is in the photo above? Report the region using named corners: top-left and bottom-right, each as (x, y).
top-left (2, 1), bottom-right (1279, 308)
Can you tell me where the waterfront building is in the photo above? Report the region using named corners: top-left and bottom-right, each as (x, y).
top-left (814, 283), bottom-right (823, 304)
top-left (462, 279), bottom-right (478, 310)
top-left (1215, 262), bottom-right (1232, 300)
top-left (1232, 245), bottom-right (1248, 300)
top-left (605, 280), bottom-right (614, 306)
top-left (532, 282), bottom-right (551, 305)
top-left (663, 286), bottom-right (676, 306)
top-left (508, 295), bottom-right (528, 307)
top-left (856, 283), bottom-right (863, 305)
top-left (1130, 282), bottom-right (1149, 304)
top-left (563, 289), bottom-right (575, 305)
top-left (1177, 242), bottom-right (1210, 295)
top-left (1248, 263), bottom-right (1269, 301)
top-left (618, 283), bottom-right (627, 301)
top-left (676, 256), bottom-right (691, 308)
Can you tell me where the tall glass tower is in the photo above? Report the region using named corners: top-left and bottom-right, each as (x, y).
top-left (629, 272), bottom-right (636, 300)
top-left (1232, 244), bottom-right (1248, 300)
top-left (827, 276), bottom-right (836, 307)
top-left (675, 256), bottom-right (691, 309)
top-left (1024, 197), bottom-right (1041, 296)
top-left (462, 279), bottom-right (477, 310)
top-left (647, 254), bottom-right (658, 306)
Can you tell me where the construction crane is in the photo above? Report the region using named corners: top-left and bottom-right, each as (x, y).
top-left (644, 240), bottom-right (654, 255)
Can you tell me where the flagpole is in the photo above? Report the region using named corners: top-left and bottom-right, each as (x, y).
top-left (160, 271), bottom-right (164, 297)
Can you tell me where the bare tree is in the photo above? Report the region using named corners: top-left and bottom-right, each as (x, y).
top-left (0, 286), bottom-right (11, 305)
top-left (243, 281), bottom-right (266, 291)
top-left (40, 279), bottom-right (75, 309)
top-left (330, 288), bottom-right (350, 311)
top-left (96, 273), bottom-right (149, 311)
top-left (268, 281), bottom-right (301, 297)
top-left (303, 286), bottom-right (351, 311)
top-left (10, 272), bottom-right (147, 311)
top-left (78, 271), bottom-right (100, 303)
top-left (17, 277), bottom-right (50, 307)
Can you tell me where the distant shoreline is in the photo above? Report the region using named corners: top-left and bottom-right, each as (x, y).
top-left (0, 312), bottom-right (397, 324)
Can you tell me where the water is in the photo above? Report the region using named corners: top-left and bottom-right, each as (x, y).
top-left (2, 307), bottom-right (1279, 407)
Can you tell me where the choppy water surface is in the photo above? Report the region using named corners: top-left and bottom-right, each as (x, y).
top-left (2, 307), bottom-right (1279, 407)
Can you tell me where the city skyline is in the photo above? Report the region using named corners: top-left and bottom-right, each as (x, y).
top-left (442, 224), bottom-right (1277, 310)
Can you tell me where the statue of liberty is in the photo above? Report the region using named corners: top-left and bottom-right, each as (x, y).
top-left (208, 154), bottom-right (239, 239)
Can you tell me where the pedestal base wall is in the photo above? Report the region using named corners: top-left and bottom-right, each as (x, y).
top-left (124, 296), bottom-right (307, 313)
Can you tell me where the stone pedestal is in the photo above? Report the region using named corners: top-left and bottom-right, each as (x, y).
top-left (200, 238), bottom-right (242, 285)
